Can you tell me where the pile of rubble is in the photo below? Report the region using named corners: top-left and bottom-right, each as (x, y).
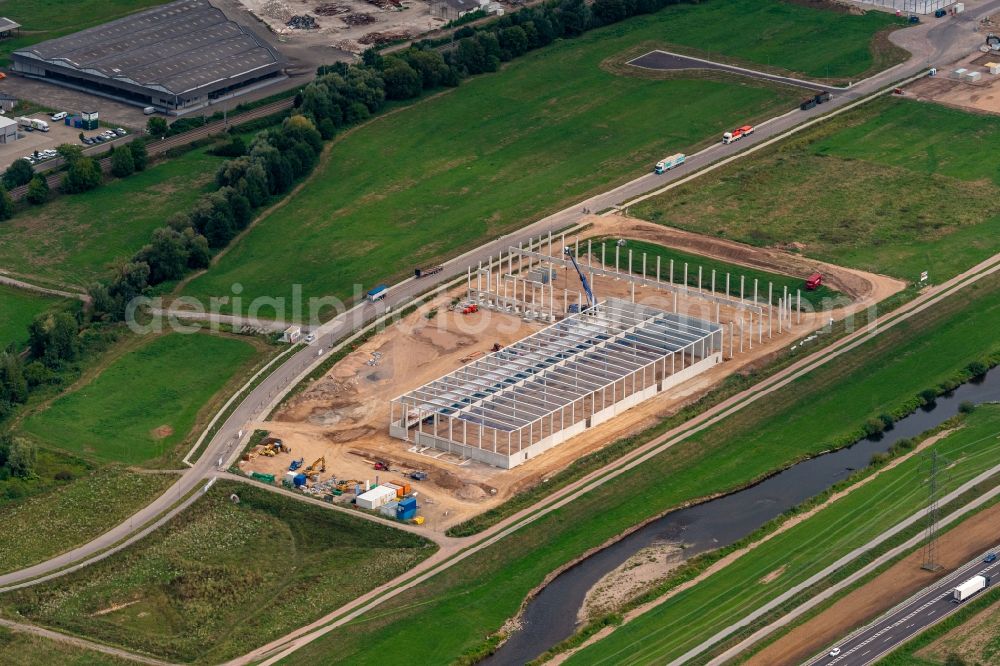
top-left (314, 3), bottom-right (351, 15)
top-left (358, 29), bottom-right (409, 44)
top-left (342, 12), bottom-right (377, 25)
top-left (286, 14), bottom-right (320, 29)
top-left (260, 0), bottom-right (292, 20)
top-left (366, 351), bottom-right (383, 367)
top-left (366, 0), bottom-right (403, 10)
top-left (333, 39), bottom-right (364, 53)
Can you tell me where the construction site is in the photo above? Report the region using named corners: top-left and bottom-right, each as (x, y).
top-left (906, 19), bottom-right (1000, 114)
top-left (238, 216), bottom-right (905, 532)
top-left (240, 0), bottom-right (446, 53)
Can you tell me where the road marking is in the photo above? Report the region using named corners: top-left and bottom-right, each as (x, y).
top-left (861, 650), bottom-right (870, 656)
top-left (927, 609), bottom-right (936, 616)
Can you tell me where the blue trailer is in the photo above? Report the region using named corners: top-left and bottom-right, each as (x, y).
top-left (367, 284), bottom-right (388, 302)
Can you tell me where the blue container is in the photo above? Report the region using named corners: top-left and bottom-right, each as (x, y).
top-left (397, 507), bottom-right (417, 520)
top-left (293, 473), bottom-right (307, 487)
top-left (398, 497), bottom-right (417, 510)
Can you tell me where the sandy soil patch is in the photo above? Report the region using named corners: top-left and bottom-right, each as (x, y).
top-left (150, 425), bottom-right (174, 439)
top-left (906, 37), bottom-right (1000, 116)
top-left (759, 564), bottom-right (787, 585)
top-left (92, 600), bottom-right (140, 616)
top-left (579, 542), bottom-right (685, 622)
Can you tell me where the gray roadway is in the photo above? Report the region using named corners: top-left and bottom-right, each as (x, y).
top-left (1, 3), bottom-right (995, 590)
top-left (809, 553), bottom-right (1000, 666)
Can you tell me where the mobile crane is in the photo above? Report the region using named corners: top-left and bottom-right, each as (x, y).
top-left (564, 247), bottom-right (595, 313)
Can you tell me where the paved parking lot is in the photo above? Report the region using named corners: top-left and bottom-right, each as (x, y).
top-left (0, 113), bottom-right (130, 172)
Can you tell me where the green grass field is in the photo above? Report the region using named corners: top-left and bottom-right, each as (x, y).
top-left (0, 481), bottom-right (436, 663)
top-left (181, 0), bottom-right (902, 314)
top-left (0, 0), bottom-right (172, 67)
top-left (272, 275), bottom-right (1000, 663)
top-left (634, 98), bottom-right (1000, 283)
top-left (20, 333), bottom-right (261, 465)
top-left (0, 284), bottom-right (67, 350)
top-left (0, 145), bottom-right (223, 289)
top-left (587, 238), bottom-right (843, 307)
top-left (0, 467), bottom-right (176, 575)
top-left (567, 406), bottom-right (1000, 664)
top-left (0, 626), bottom-right (130, 666)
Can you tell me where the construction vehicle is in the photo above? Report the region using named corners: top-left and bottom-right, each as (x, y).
top-left (289, 457), bottom-right (304, 471)
top-left (410, 471), bottom-right (428, 481)
top-left (814, 91), bottom-right (831, 104)
top-left (805, 272), bottom-right (823, 291)
top-left (414, 265), bottom-right (443, 278)
top-left (304, 457), bottom-right (326, 479)
top-left (374, 460), bottom-right (389, 471)
top-left (461, 303), bottom-right (479, 314)
top-left (800, 97), bottom-right (816, 111)
top-left (367, 285), bottom-right (388, 302)
top-left (722, 124), bottom-right (755, 145)
top-left (564, 247), bottom-right (595, 313)
top-left (260, 444), bottom-right (278, 457)
top-left (491, 342), bottom-right (504, 352)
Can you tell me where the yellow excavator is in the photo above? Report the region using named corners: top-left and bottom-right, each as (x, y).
top-left (304, 457), bottom-right (326, 480)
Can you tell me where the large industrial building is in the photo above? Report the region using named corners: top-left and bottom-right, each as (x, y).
top-left (390, 298), bottom-right (723, 468)
top-left (11, 0), bottom-right (285, 114)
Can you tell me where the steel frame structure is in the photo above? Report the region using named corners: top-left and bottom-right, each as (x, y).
top-left (389, 298), bottom-right (722, 468)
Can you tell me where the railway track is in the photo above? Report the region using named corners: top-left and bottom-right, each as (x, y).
top-left (9, 98), bottom-right (294, 201)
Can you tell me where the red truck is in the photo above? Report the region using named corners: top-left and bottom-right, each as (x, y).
top-left (805, 272), bottom-right (823, 290)
top-left (722, 124), bottom-right (755, 145)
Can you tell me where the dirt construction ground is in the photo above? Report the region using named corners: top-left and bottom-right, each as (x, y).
top-left (907, 34), bottom-right (1000, 116)
top-left (243, 217), bottom-right (905, 534)
top-left (746, 497), bottom-right (1000, 666)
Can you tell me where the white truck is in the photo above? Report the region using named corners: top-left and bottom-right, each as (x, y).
top-left (952, 575), bottom-right (987, 602)
top-left (654, 153), bottom-right (685, 174)
top-left (30, 118), bottom-right (49, 132)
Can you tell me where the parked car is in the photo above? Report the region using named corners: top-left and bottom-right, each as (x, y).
top-left (50, 111), bottom-right (68, 121)
top-left (81, 137), bottom-right (93, 145)
top-left (114, 127), bottom-right (127, 136)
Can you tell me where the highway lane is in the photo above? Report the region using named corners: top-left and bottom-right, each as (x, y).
top-left (809, 552), bottom-right (1000, 666)
top-left (1, 7), bottom-right (991, 590)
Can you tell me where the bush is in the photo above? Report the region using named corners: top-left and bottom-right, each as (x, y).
top-left (0, 185), bottom-right (12, 221)
top-left (62, 157), bottom-right (102, 194)
top-left (968, 360), bottom-right (989, 377)
top-left (959, 400), bottom-right (976, 414)
top-left (147, 116), bottom-right (168, 137)
top-left (26, 174), bottom-right (49, 205)
top-left (110, 146), bottom-right (136, 178)
top-left (919, 388), bottom-right (939, 405)
top-left (862, 417), bottom-right (885, 438)
top-left (2, 158), bottom-right (34, 189)
top-left (129, 140), bottom-right (149, 171)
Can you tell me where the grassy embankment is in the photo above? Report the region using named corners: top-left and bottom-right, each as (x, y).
top-left (0, 481), bottom-right (437, 663)
top-left (181, 0), bottom-right (902, 313)
top-left (586, 238), bottom-right (843, 307)
top-left (634, 98), bottom-right (1000, 284)
top-left (0, 284), bottom-right (68, 350)
top-left (0, 146), bottom-right (224, 289)
top-left (566, 405), bottom-right (1000, 664)
top-left (270, 276), bottom-right (1000, 663)
top-left (0, 467), bottom-right (176, 575)
top-left (19, 332), bottom-right (265, 466)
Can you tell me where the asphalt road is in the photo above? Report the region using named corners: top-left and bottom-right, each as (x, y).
top-left (1, 1), bottom-right (995, 591)
top-left (808, 552), bottom-right (1000, 666)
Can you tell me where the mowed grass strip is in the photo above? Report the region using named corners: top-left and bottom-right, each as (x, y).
top-left (0, 467), bottom-right (176, 575)
top-left (634, 98), bottom-right (1000, 282)
top-left (0, 145), bottom-right (223, 288)
top-left (178, 0), bottom-right (899, 311)
top-left (566, 406), bottom-right (1000, 665)
top-left (0, 0), bottom-right (173, 66)
top-left (0, 481), bottom-right (437, 663)
top-left (273, 273), bottom-right (1000, 664)
top-left (0, 284), bottom-right (67, 350)
top-left (587, 238), bottom-right (842, 307)
top-left (20, 332), bottom-right (259, 464)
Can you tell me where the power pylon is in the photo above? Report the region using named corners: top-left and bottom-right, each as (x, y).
top-left (921, 449), bottom-right (950, 572)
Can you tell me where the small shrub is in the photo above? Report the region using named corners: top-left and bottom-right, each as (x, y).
top-left (919, 388), bottom-right (938, 405)
top-left (959, 401), bottom-right (976, 414)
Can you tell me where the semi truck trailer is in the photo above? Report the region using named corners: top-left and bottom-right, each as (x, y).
top-left (722, 124), bottom-right (754, 144)
top-left (654, 153), bottom-right (685, 174)
top-left (952, 575), bottom-right (988, 602)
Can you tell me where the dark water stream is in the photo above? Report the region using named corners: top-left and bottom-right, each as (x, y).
top-left (485, 368), bottom-right (1000, 665)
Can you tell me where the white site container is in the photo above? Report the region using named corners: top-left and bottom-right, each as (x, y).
top-left (967, 71), bottom-right (982, 82)
top-left (356, 486), bottom-right (397, 510)
top-left (955, 2), bottom-right (965, 14)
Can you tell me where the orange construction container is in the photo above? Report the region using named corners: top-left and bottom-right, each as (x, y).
top-left (390, 479), bottom-right (411, 496)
